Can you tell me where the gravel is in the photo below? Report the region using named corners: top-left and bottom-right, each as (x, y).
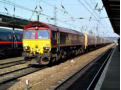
top-left (0, 57), bottom-right (24, 64)
top-left (5, 44), bottom-right (114, 90)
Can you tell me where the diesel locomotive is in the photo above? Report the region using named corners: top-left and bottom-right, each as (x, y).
top-left (22, 21), bottom-right (113, 65)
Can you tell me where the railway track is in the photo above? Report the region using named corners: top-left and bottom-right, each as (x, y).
top-left (0, 59), bottom-right (27, 69)
top-left (0, 45), bottom-right (109, 70)
top-left (0, 65), bottom-right (47, 84)
top-left (53, 47), bottom-right (114, 90)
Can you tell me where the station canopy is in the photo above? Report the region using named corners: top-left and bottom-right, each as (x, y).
top-left (102, 0), bottom-right (120, 35)
top-left (0, 14), bottom-right (30, 29)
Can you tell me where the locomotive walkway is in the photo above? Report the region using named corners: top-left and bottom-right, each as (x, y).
top-left (96, 45), bottom-right (120, 90)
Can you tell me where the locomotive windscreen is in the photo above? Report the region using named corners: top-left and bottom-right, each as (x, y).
top-left (24, 30), bottom-right (36, 39)
top-left (24, 30), bottom-right (49, 39)
top-left (38, 30), bottom-right (49, 39)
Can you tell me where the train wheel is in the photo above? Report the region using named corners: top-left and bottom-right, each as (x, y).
top-left (61, 50), bottom-right (65, 59)
top-left (37, 56), bottom-right (50, 65)
top-left (49, 57), bottom-right (56, 65)
top-left (52, 57), bottom-right (56, 63)
top-left (81, 48), bottom-right (84, 54)
top-left (75, 50), bottom-right (78, 55)
top-left (64, 51), bottom-right (67, 58)
top-left (56, 55), bottom-right (60, 61)
top-left (77, 49), bottom-right (80, 55)
top-left (55, 52), bottom-right (61, 61)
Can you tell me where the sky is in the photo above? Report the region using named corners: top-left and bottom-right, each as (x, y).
top-left (0, 0), bottom-right (119, 37)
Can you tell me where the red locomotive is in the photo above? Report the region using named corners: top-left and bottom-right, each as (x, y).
top-left (23, 21), bottom-right (113, 65)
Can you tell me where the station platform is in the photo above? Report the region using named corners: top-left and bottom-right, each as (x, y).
top-left (96, 46), bottom-right (120, 90)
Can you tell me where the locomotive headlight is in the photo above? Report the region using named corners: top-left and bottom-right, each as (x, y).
top-left (43, 47), bottom-right (49, 50)
top-left (24, 46), bottom-right (30, 50)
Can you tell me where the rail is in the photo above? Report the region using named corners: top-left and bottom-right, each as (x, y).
top-left (53, 47), bottom-right (114, 90)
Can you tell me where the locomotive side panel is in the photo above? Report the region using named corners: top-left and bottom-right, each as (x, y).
top-left (51, 30), bottom-right (57, 47)
top-left (60, 32), bottom-right (66, 45)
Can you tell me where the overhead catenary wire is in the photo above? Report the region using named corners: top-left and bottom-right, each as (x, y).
top-left (44, 0), bottom-right (105, 34)
top-left (0, 0), bottom-right (111, 36)
top-left (0, 0), bottom-right (94, 28)
top-left (0, 0), bottom-right (34, 12)
top-left (60, 3), bottom-right (75, 21)
top-left (78, 0), bottom-right (104, 24)
top-left (0, 0), bottom-right (72, 21)
top-left (78, 0), bottom-right (107, 36)
top-left (77, 0), bottom-right (100, 35)
top-left (42, 0), bottom-right (111, 36)
top-left (41, 0), bottom-right (75, 22)
top-left (84, 0), bottom-right (101, 19)
top-left (78, 0), bottom-right (99, 21)
top-left (83, 0), bottom-right (101, 35)
top-left (0, 0), bottom-right (104, 23)
top-left (0, 0), bottom-right (77, 28)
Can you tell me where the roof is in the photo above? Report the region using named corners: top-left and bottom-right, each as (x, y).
top-left (24, 21), bottom-right (82, 35)
top-left (48, 23), bottom-right (81, 35)
top-left (102, 0), bottom-right (120, 35)
top-left (0, 14), bottom-right (30, 29)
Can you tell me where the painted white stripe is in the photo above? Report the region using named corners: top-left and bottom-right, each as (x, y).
top-left (94, 46), bottom-right (116, 90)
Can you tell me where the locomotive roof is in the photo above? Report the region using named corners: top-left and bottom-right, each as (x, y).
top-left (47, 24), bottom-right (83, 35)
top-left (24, 21), bottom-right (83, 35)
top-left (24, 21), bottom-right (111, 41)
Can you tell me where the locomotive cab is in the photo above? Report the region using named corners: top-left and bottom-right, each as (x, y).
top-left (23, 21), bottom-right (51, 65)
